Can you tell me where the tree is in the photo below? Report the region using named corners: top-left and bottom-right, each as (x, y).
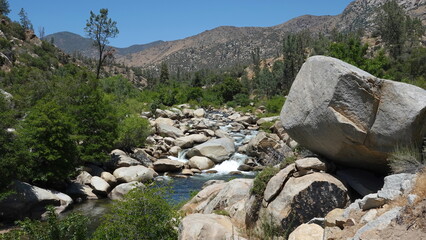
top-left (18, 8), bottom-right (33, 30)
top-left (0, 0), bottom-right (10, 16)
top-left (160, 62), bottom-right (169, 83)
top-left (114, 115), bottom-right (151, 152)
top-left (282, 33), bottom-right (308, 93)
top-left (85, 8), bottom-right (119, 79)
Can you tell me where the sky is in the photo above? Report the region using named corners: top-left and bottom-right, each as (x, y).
top-left (9, 0), bottom-right (354, 48)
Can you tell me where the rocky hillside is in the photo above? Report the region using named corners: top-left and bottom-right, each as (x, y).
top-left (46, 0), bottom-right (425, 73)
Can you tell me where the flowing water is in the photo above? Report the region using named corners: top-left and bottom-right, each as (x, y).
top-left (67, 111), bottom-right (258, 232)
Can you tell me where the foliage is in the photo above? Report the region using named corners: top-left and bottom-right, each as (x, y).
top-left (100, 75), bottom-right (139, 103)
top-left (259, 121), bottom-right (274, 133)
top-left (388, 145), bottom-right (424, 174)
top-left (1, 206), bottom-right (89, 240)
top-left (85, 8), bottom-right (119, 79)
top-left (160, 62), bottom-right (169, 83)
top-left (265, 96), bottom-right (285, 114)
top-left (114, 115), bottom-right (151, 152)
top-left (16, 100), bottom-right (79, 186)
top-left (217, 77), bottom-right (243, 102)
top-left (251, 167), bottom-right (279, 197)
top-left (213, 209), bottom-right (230, 217)
top-left (0, 0), bottom-right (9, 16)
top-left (258, 213), bottom-right (282, 240)
top-left (92, 186), bottom-right (179, 240)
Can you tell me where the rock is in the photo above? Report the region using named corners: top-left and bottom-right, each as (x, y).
top-left (295, 157), bottom-right (327, 172)
top-left (86, 163), bottom-right (104, 177)
top-left (66, 182), bottom-right (98, 200)
top-left (156, 123), bottom-right (184, 138)
top-left (113, 165), bottom-right (154, 183)
top-left (183, 108), bottom-right (194, 118)
top-left (179, 214), bottom-right (245, 240)
top-left (281, 56), bottom-right (426, 172)
top-left (191, 168), bottom-right (202, 174)
top-left (407, 194), bottom-right (418, 205)
top-left (90, 176), bottom-right (110, 196)
top-left (336, 168), bottom-right (383, 197)
top-left (237, 164), bottom-right (253, 171)
top-left (246, 131), bottom-right (279, 157)
top-left (215, 129), bottom-right (232, 139)
top-left (47, 190), bottom-right (73, 214)
top-left (153, 158), bottom-right (184, 172)
top-left (202, 180), bottom-right (226, 189)
top-left (263, 164), bottom-right (296, 203)
top-left (187, 138), bottom-right (235, 163)
top-left (324, 208), bottom-right (345, 228)
top-left (260, 172), bottom-right (349, 233)
top-left (359, 193), bottom-right (386, 210)
top-left (360, 209), bottom-right (378, 224)
top-left (0, 181), bottom-right (71, 222)
top-left (175, 134), bottom-right (210, 148)
top-left (235, 115), bottom-right (257, 124)
top-left (193, 108), bottom-right (205, 118)
top-left (288, 223), bottom-right (324, 240)
top-left (101, 171), bottom-right (117, 185)
top-left (75, 171), bottom-right (92, 185)
top-left (352, 207), bottom-right (402, 240)
top-left (169, 146), bottom-right (181, 156)
top-left (108, 154), bottom-right (141, 169)
top-left (377, 173), bottom-right (416, 201)
top-left (343, 199), bottom-right (361, 218)
top-left (182, 183), bottom-right (227, 214)
top-left (182, 169), bottom-right (194, 176)
top-left (108, 181), bottom-right (145, 200)
top-left (256, 116), bottom-right (280, 125)
top-left (324, 226), bottom-right (343, 240)
top-left (205, 170), bottom-right (218, 174)
top-left (189, 156), bottom-right (215, 170)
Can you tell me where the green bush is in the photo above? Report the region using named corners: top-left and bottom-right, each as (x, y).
top-left (388, 145), bottom-right (424, 174)
top-left (92, 186), bottom-right (179, 240)
top-left (251, 167), bottom-right (279, 197)
top-left (265, 96), bottom-right (286, 114)
top-left (1, 206), bottom-right (89, 240)
top-left (114, 115), bottom-right (151, 152)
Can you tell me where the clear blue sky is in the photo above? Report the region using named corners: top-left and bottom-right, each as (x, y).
top-left (9, 0), bottom-right (354, 48)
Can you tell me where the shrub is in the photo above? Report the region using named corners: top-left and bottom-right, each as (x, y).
top-left (114, 115), bottom-right (151, 152)
top-left (92, 186), bottom-right (179, 240)
top-left (388, 145), bottom-right (424, 174)
top-left (251, 167), bottom-right (279, 197)
top-left (265, 96), bottom-right (286, 114)
top-left (1, 206), bottom-right (89, 240)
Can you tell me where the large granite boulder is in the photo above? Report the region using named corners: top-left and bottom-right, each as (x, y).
top-left (156, 123), bottom-right (184, 138)
top-left (288, 223), bottom-right (324, 240)
top-left (108, 181), bottom-right (145, 200)
top-left (175, 134), bottom-right (210, 148)
top-left (259, 172), bottom-right (349, 233)
top-left (179, 214), bottom-right (246, 240)
top-left (0, 181), bottom-right (72, 222)
top-left (113, 165), bottom-right (155, 183)
top-left (188, 156), bottom-right (215, 170)
top-left (187, 138), bottom-right (235, 163)
top-left (153, 158), bottom-right (184, 172)
top-left (90, 176), bottom-right (111, 195)
top-left (281, 56), bottom-right (426, 172)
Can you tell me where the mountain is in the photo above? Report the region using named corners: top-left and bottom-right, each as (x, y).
top-left (44, 32), bottom-right (164, 58)
top-left (48, 0), bottom-right (426, 72)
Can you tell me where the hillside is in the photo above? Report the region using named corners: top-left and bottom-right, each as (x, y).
top-left (47, 0), bottom-right (426, 73)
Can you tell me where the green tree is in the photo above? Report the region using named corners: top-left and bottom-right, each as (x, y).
top-left (114, 115), bottom-right (151, 152)
top-left (18, 8), bottom-right (33, 30)
top-left (0, 0), bottom-right (10, 16)
top-left (160, 62), bottom-right (169, 83)
top-left (328, 34), bottom-right (369, 68)
top-left (282, 33), bottom-right (308, 93)
top-left (85, 8), bottom-right (119, 79)
top-left (218, 77), bottom-right (242, 102)
top-left (92, 186), bottom-right (178, 240)
top-left (17, 100), bottom-right (79, 185)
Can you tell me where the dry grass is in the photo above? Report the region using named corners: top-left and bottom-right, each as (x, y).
top-left (388, 145), bottom-right (423, 174)
top-left (411, 168), bottom-right (426, 202)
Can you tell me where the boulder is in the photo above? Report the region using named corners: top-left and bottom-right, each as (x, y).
top-left (194, 108), bottom-right (205, 118)
top-left (263, 164), bottom-right (296, 203)
top-left (113, 165), bottom-right (154, 183)
top-left (288, 223), bottom-right (324, 240)
top-left (246, 131), bottom-right (279, 157)
top-left (108, 154), bottom-right (141, 169)
top-left (90, 176), bottom-right (111, 195)
top-left (352, 207), bottom-right (402, 240)
top-left (295, 157), bottom-right (327, 172)
top-left (131, 148), bottom-right (154, 168)
top-left (260, 172), bottom-right (349, 233)
top-left (108, 181), bottom-right (145, 200)
top-left (75, 171), bottom-right (92, 185)
top-left (0, 181), bottom-right (72, 222)
top-left (359, 193), bottom-right (386, 211)
top-left (156, 123), bottom-right (184, 138)
top-left (256, 116), bottom-right (280, 125)
top-left (183, 108), bottom-right (195, 118)
top-left (188, 156), bottom-right (215, 170)
top-left (179, 214), bottom-right (245, 240)
top-left (281, 56), bottom-right (426, 172)
top-left (187, 138), bottom-right (235, 163)
top-left (324, 208), bottom-right (345, 228)
top-left (182, 182), bottom-right (227, 214)
top-left (153, 158), bottom-right (184, 172)
top-left (377, 173), bottom-right (416, 201)
top-left (65, 182), bottom-right (98, 200)
top-left (101, 171), bottom-right (117, 185)
top-left (169, 146), bottom-right (181, 156)
top-left (175, 134), bottom-right (210, 148)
